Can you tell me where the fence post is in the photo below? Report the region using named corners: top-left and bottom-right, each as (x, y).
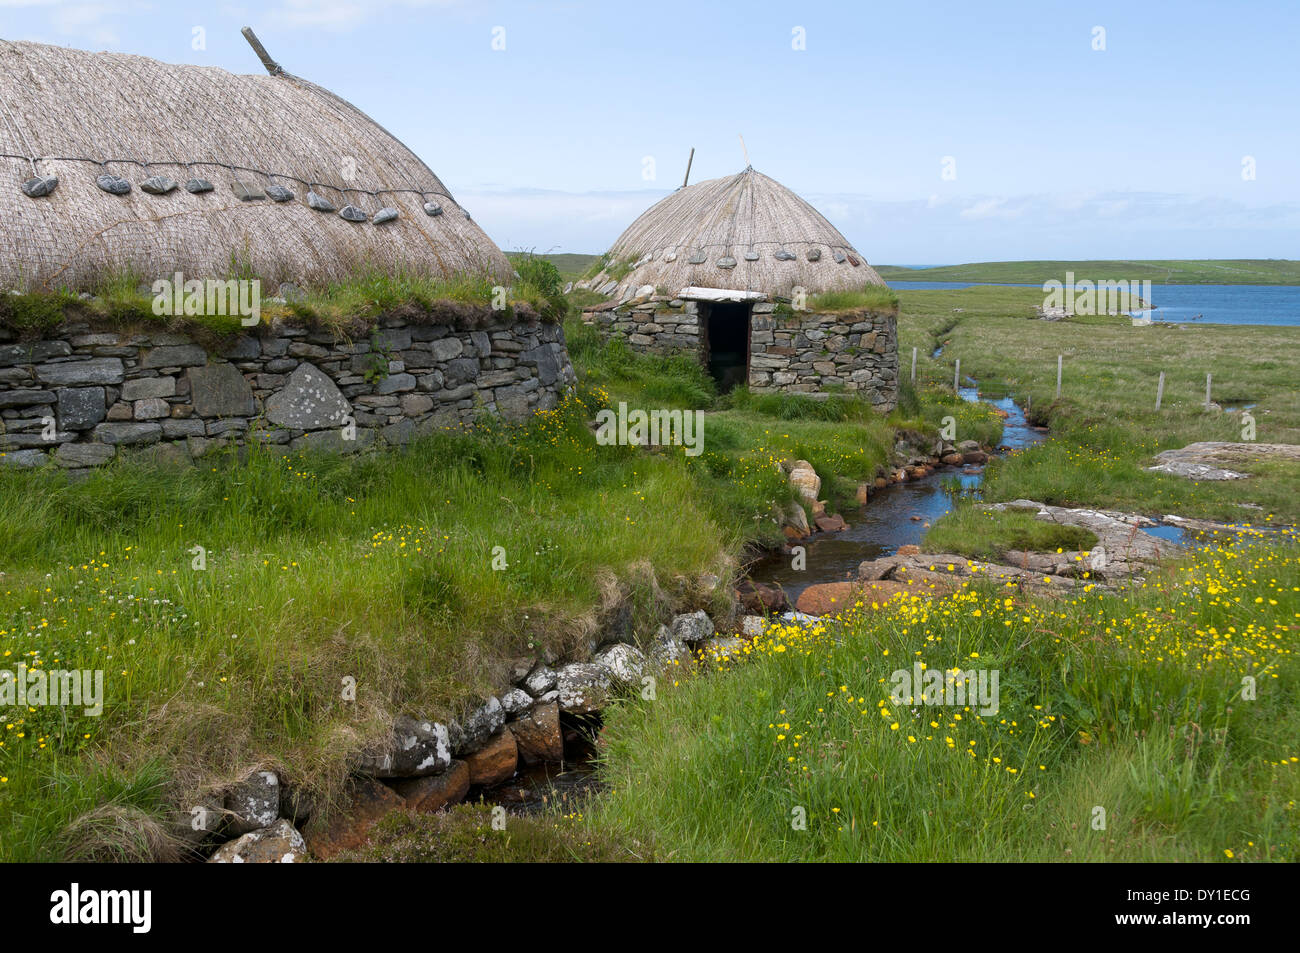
top-left (1155, 371), bottom-right (1165, 411)
top-left (954, 358), bottom-right (960, 392)
top-left (1205, 372), bottom-right (1212, 409)
top-left (911, 346), bottom-right (917, 382)
top-left (1056, 354), bottom-right (1062, 399)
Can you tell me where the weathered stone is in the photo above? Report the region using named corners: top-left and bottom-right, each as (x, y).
top-left (511, 701), bottom-right (563, 764)
top-left (265, 184), bottom-right (294, 202)
top-left (670, 610), bottom-right (715, 644)
top-left (556, 662), bottom-right (612, 714)
top-left (375, 372), bottom-right (416, 395)
top-left (56, 387), bottom-right (106, 430)
top-left (500, 688), bottom-right (533, 716)
top-left (302, 776), bottom-right (403, 861)
top-left (96, 174), bottom-right (131, 195)
top-left (647, 625), bottom-right (692, 670)
top-left (223, 768), bottom-right (280, 835)
top-left (54, 442), bottom-right (115, 468)
top-left (184, 178), bottom-right (214, 194)
top-left (351, 715), bottom-right (452, 778)
top-left (265, 363), bottom-right (351, 430)
top-left (339, 205), bottom-right (367, 222)
top-left (373, 207), bottom-right (399, 224)
top-left (91, 422), bottom-right (161, 445)
top-left (522, 664), bottom-right (558, 697)
top-left (188, 363), bottom-right (255, 417)
top-left (388, 760), bottom-right (470, 813)
top-left (456, 696), bottom-right (505, 754)
top-left (139, 175), bottom-right (178, 195)
top-left (0, 449), bottom-right (46, 468)
top-left (133, 397), bottom-right (170, 420)
top-left (20, 174), bottom-right (58, 197)
top-left (142, 345), bottom-right (206, 369)
top-left (306, 190), bottom-right (335, 212)
top-left (210, 818), bottom-right (309, 863)
top-left (465, 728), bottom-right (517, 786)
top-left (592, 643), bottom-right (646, 687)
top-left (0, 389), bottom-right (54, 408)
top-left (121, 377), bottom-right (176, 400)
top-left (35, 358), bottom-right (123, 386)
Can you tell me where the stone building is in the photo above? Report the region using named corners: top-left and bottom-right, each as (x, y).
top-left (579, 167), bottom-right (898, 408)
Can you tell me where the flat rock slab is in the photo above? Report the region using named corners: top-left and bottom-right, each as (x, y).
top-left (209, 819), bottom-right (310, 863)
top-left (1148, 442), bottom-right (1300, 480)
top-left (265, 362), bottom-right (351, 430)
top-left (188, 363), bottom-right (255, 417)
top-left (986, 499), bottom-right (1180, 565)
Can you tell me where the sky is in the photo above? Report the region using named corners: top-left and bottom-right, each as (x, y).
top-left (4, 0), bottom-right (1298, 263)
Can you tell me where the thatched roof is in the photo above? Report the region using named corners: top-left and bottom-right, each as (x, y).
top-left (0, 37), bottom-right (512, 292)
top-left (585, 168), bottom-right (886, 300)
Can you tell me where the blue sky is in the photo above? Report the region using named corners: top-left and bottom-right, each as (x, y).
top-left (5, 0), bottom-right (1298, 263)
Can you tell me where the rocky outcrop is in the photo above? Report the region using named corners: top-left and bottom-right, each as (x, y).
top-left (1148, 442), bottom-right (1300, 481)
top-left (209, 818), bottom-right (310, 863)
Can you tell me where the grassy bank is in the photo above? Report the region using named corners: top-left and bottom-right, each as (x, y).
top-left (877, 259), bottom-right (1300, 286)
top-left (0, 290), bottom-right (960, 860)
top-left (898, 285), bottom-right (1300, 523)
top-left (587, 540), bottom-right (1300, 860)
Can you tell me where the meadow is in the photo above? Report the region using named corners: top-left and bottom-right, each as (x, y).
top-left (877, 259), bottom-right (1300, 286)
top-left (2, 279), bottom-right (1297, 863)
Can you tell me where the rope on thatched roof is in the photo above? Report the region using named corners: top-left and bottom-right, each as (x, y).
top-left (0, 36), bottom-right (510, 290)
top-left (593, 167), bottom-right (886, 298)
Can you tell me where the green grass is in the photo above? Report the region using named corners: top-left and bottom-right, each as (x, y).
top-left (896, 284), bottom-right (1300, 522)
top-left (877, 259), bottom-right (1300, 286)
top-left (807, 287), bottom-right (899, 313)
top-left (0, 266), bottom-right (561, 341)
top-left (507, 252), bottom-right (601, 284)
top-left (922, 503), bottom-right (1099, 560)
top-left (585, 541), bottom-right (1300, 860)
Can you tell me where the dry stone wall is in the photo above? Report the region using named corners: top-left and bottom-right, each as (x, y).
top-left (582, 297), bottom-right (898, 410)
top-left (0, 309), bottom-right (575, 470)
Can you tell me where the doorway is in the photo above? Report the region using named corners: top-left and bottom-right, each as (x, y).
top-left (701, 301), bottom-right (751, 392)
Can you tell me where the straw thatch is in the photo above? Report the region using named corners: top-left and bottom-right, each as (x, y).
top-left (587, 167), bottom-right (885, 300)
top-left (0, 38), bottom-right (512, 292)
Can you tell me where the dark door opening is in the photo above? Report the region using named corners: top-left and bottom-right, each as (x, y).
top-left (701, 301), bottom-right (751, 392)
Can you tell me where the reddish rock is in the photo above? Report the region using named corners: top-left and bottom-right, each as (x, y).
top-left (941, 453), bottom-right (964, 466)
top-left (302, 776), bottom-right (403, 860)
top-left (795, 580), bottom-right (923, 616)
top-left (465, 728), bottom-right (517, 786)
top-left (856, 483), bottom-right (869, 504)
top-left (814, 513), bottom-right (848, 533)
top-left (512, 701), bottom-right (564, 764)
top-left (963, 450), bottom-right (989, 464)
top-left (896, 544), bottom-right (921, 556)
top-left (388, 760), bottom-right (470, 812)
top-left (873, 477), bottom-right (888, 490)
top-left (736, 579), bottom-right (788, 614)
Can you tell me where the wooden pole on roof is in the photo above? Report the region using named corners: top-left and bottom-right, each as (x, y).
top-left (682, 148), bottom-right (695, 188)
top-left (241, 27), bottom-right (285, 76)
top-left (739, 134), bottom-right (751, 168)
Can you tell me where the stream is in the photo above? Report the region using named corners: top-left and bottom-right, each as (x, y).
top-left (754, 384), bottom-right (1046, 602)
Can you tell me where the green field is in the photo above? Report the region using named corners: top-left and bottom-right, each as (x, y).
top-left (877, 259), bottom-right (1300, 286)
top-left (507, 252), bottom-right (600, 283)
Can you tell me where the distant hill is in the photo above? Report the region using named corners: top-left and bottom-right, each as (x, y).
top-left (875, 260), bottom-right (1300, 286)
top-left (506, 252), bottom-right (600, 282)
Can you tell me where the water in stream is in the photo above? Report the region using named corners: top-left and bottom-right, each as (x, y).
top-left (755, 385), bottom-right (1046, 602)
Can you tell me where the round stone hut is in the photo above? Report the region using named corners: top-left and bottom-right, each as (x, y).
top-left (580, 167), bottom-right (897, 408)
top-left (0, 36), bottom-right (573, 470)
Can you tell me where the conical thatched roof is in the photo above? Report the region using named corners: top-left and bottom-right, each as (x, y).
top-left (0, 38), bottom-right (512, 292)
top-left (587, 168), bottom-right (885, 300)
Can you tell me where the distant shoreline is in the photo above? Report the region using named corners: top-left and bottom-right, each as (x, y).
top-left (875, 259), bottom-right (1300, 286)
